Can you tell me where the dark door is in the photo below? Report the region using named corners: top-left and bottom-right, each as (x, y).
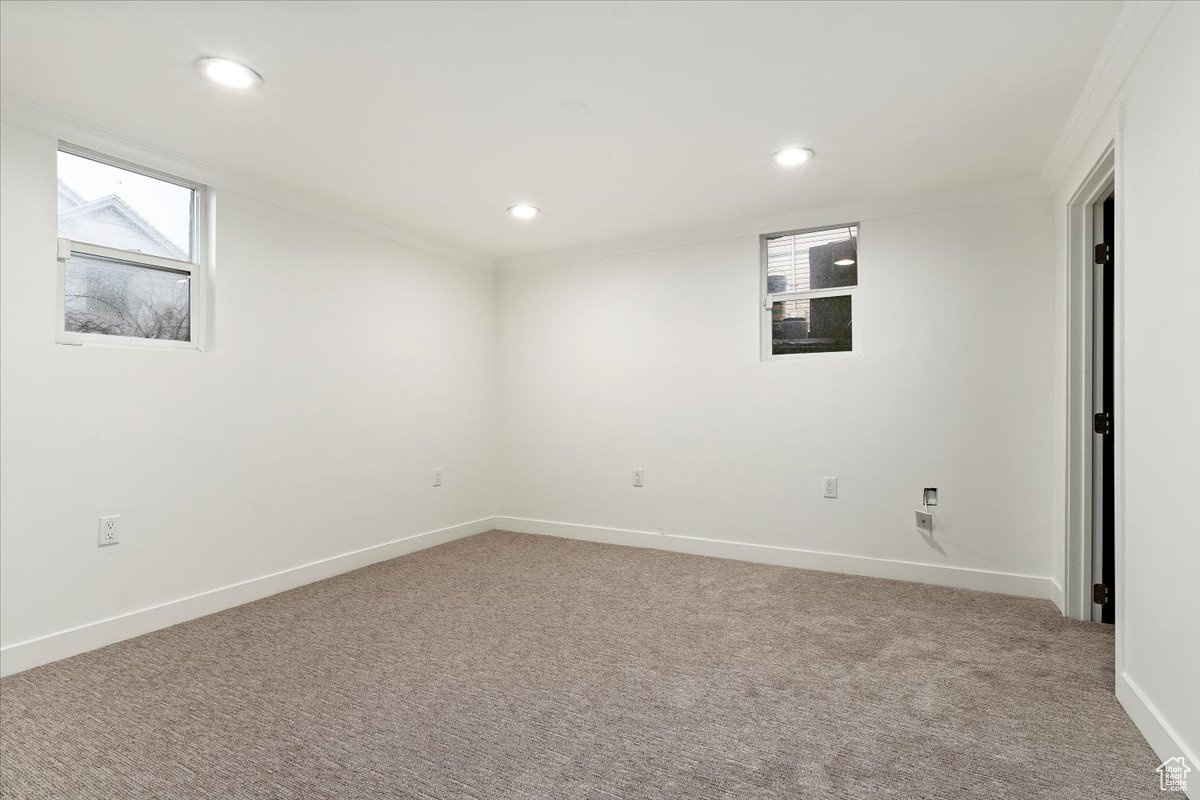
top-left (1095, 194), bottom-right (1116, 624)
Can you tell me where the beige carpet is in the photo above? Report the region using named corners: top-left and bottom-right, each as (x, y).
top-left (0, 531), bottom-right (1161, 799)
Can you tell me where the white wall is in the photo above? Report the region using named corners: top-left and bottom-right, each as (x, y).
top-left (497, 195), bottom-right (1056, 594)
top-left (1047, 0), bottom-right (1199, 772)
top-left (0, 122), bottom-right (498, 671)
top-left (1120, 1), bottom-right (1200, 766)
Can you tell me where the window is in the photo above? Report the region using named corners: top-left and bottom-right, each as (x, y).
top-left (761, 223), bottom-right (858, 357)
top-left (56, 146), bottom-right (207, 347)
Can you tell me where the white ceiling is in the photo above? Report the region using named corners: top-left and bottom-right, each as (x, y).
top-left (0, 1), bottom-right (1121, 261)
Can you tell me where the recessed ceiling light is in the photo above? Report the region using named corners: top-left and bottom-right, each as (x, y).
top-left (508, 204), bottom-right (540, 220)
top-left (196, 57), bottom-right (262, 90)
top-left (772, 147), bottom-right (814, 167)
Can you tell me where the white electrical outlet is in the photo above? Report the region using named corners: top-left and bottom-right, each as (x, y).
top-left (632, 468), bottom-right (644, 488)
top-left (432, 468), bottom-right (443, 487)
top-left (98, 515), bottom-right (120, 547)
top-left (823, 477), bottom-right (838, 498)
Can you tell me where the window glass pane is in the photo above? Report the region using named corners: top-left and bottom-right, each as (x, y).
top-left (771, 296), bottom-right (851, 354)
top-left (65, 254), bottom-right (190, 341)
top-left (766, 225), bottom-right (858, 293)
top-left (58, 151), bottom-right (194, 261)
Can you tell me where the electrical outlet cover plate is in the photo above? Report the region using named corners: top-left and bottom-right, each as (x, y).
top-left (632, 468), bottom-right (644, 488)
top-left (98, 515), bottom-right (120, 546)
top-left (432, 468), bottom-right (443, 487)
top-left (823, 477), bottom-right (838, 498)
top-left (915, 510), bottom-right (933, 533)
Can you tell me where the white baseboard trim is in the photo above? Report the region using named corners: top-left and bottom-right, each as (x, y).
top-left (495, 516), bottom-right (1054, 600)
top-left (1117, 671), bottom-right (1199, 797)
top-left (0, 516), bottom-right (496, 678)
top-left (1049, 577), bottom-right (1065, 614)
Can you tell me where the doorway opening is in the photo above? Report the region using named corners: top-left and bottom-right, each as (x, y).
top-left (1064, 144), bottom-right (1118, 624)
top-left (1091, 191), bottom-right (1115, 624)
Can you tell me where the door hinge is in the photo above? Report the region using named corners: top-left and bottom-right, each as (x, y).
top-left (1093, 411), bottom-right (1112, 435)
top-left (1094, 243), bottom-right (1111, 265)
top-left (1093, 583), bottom-right (1111, 606)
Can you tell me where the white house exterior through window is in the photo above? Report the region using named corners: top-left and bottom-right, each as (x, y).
top-left (56, 145), bottom-right (208, 349)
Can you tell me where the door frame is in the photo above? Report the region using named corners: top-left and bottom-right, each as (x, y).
top-left (1064, 141), bottom-right (1122, 633)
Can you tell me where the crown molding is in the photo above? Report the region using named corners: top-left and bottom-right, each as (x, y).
top-left (499, 176), bottom-right (1051, 271)
top-left (0, 99), bottom-right (496, 271)
top-left (1040, 0), bottom-right (1173, 190)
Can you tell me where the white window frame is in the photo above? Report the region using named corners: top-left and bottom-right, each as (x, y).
top-left (760, 222), bottom-right (859, 361)
top-left (55, 143), bottom-right (209, 351)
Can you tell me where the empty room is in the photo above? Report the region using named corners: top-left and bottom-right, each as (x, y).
top-left (1, 1), bottom-right (1197, 798)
